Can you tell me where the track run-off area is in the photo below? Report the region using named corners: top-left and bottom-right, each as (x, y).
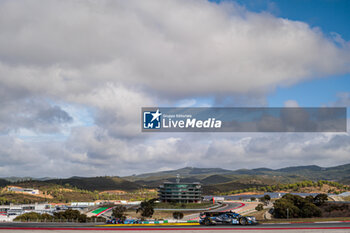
top-left (2, 202), bottom-right (350, 232)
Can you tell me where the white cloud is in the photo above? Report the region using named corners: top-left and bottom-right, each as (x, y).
top-left (176, 99), bottom-right (197, 107)
top-left (334, 92), bottom-right (350, 107)
top-left (0, 0), bottom-right (349, 176)
top-left (72, 83), bottom-right (157, 138)
top-left (284, 100), bottom-right (299, 107)
top-left (0, 0), bottom-right (349, 99)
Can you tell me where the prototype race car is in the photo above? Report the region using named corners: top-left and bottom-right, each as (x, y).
top-left (199, 211), bottom-right (258, 225)
top-left (106, 218), bottom-right (124, 224)
top-left (106, 218), bottom-right (141, 224)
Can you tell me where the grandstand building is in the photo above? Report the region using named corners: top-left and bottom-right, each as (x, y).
top-left (7, 186), bottom-right (39, 195)
top-left (158, 175), bottom-right (202, 203)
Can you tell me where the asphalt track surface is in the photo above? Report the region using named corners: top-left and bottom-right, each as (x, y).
top-left (1, 222), bottom-right (350, 232)
top-left (100, 201), bottom-right (242, 222)
top-left (213, 202), bottom-right (243, 212)
top-left (2, 203), bottom-right (350, 232)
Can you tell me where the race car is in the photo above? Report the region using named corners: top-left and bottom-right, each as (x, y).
top-left (199, 211), bottom-right (258, 225)
top-left (123, 219), bottom-right (141, 224)
top-left (106, 218), bottom-right (124, 224)
top-left (106, 218), bottom-right (141, 224)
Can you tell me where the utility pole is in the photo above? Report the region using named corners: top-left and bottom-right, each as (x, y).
top-left (286, 208), bottom-right (289, 219)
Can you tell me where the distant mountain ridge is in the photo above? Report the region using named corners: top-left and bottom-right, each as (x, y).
top-left (0, 178), bottom-right (10, 187)
top-left (1, 176), bottom-right (55, 182)
top-left (124, 163), bottom-right (350, 187)
top-left (1, 163), bottom-right (349, 193)
top-left (129, 167), bottom-right (232, 179)
top-left (2, 163), bottom-right (349, 182)
top-left (127, 163), bottom-right (350, 179)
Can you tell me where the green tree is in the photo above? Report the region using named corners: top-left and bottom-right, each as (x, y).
top-left (264, 195), bottom-right (271, 201)
top-left (78, 214), bottom-right (88, 223)
top-left (173, 211), bottom-right (184, 220)
top-left (273, 198), bottom-right (300, 218)
top-left (14, 212), bottom-right (42, 221)
top-left (112, 205), bottom-right (127, 220)
top-left (41, 213), bottom-right (53, 221)
top-left (137, 199), bottom-right (155, 219)
top-left (260, 194), bottom-right (271, 204)
top-left (54, 209), bottom-right (81, 221)
top-left (255, 204), bottom-right (264, 211)
top-left (305, 195), bottom-right (314, 203)
top-left (313, 194), bottom-right (328, 206)
top-left (300, 202), bottom-right (321, 218)
top-left (273, 194), bottom-right (322, 219)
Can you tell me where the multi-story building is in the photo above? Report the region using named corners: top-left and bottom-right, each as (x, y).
top-left (158, 176), bottom-right (202, 203)
top-left (1, 203), bottom-right (55, 216)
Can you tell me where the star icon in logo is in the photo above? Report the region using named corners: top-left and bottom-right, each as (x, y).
top-left (151, 109), bottom-right (162, 122)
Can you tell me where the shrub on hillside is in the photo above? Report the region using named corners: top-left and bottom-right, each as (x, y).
top-left (321, 203), bottom-right (350, 217)
top-left (14, 212), bottom-right (42, 221)
top-left (273, 194), bottom-right (321, 218)
top-left (173, 211), bottom-right (184, 220)
top-left (14, 209), bottom-right (103, 223)
top-left (255, 204), bottom-right (264, 211)
top-left (137, 199), bottom-right (155, 219)
top-left (112, 205), bottom-right (127, 220)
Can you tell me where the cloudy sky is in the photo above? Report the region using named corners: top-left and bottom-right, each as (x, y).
top-left (0, 0), bottom-right (349, 177)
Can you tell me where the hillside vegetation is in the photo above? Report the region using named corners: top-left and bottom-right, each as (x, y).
top-left (0, 179), bottom-right (10, 187)
top-left (221, 180), bottom-right (349, 195)
top-left (0, 193), bottom-right (47, 204)
top-left (203, 181), bottom-right (266, 195)
top-left (0, 163), bottom-right (349, 204)
top-left (1, 180), bottom-right (156, 204)
top-left (44, 176), bottom-right (141, 191)
top-left (124, 164), bottom-right (350, 185)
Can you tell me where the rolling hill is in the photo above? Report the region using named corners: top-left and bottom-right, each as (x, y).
top-left (203, 181), bottom-right (266, 194)
top-left (1, 163), bottom-right (349, 195)
top-left (125, 163), bottom-right (350, 184)
top-left (12, 176), bottom-right (141, 192)
top-left (0, 178), bottom-right (10, 187)
top-left (126, 167), bottom-right (232, 181)
top-left (44, 176), bottom-right (142, 191)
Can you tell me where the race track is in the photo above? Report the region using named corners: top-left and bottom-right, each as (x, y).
top-left (1, 222), bottom-right (350, 233)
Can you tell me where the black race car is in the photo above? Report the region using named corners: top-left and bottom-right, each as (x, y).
top-left (199, 211), bottom-right (258, 225)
